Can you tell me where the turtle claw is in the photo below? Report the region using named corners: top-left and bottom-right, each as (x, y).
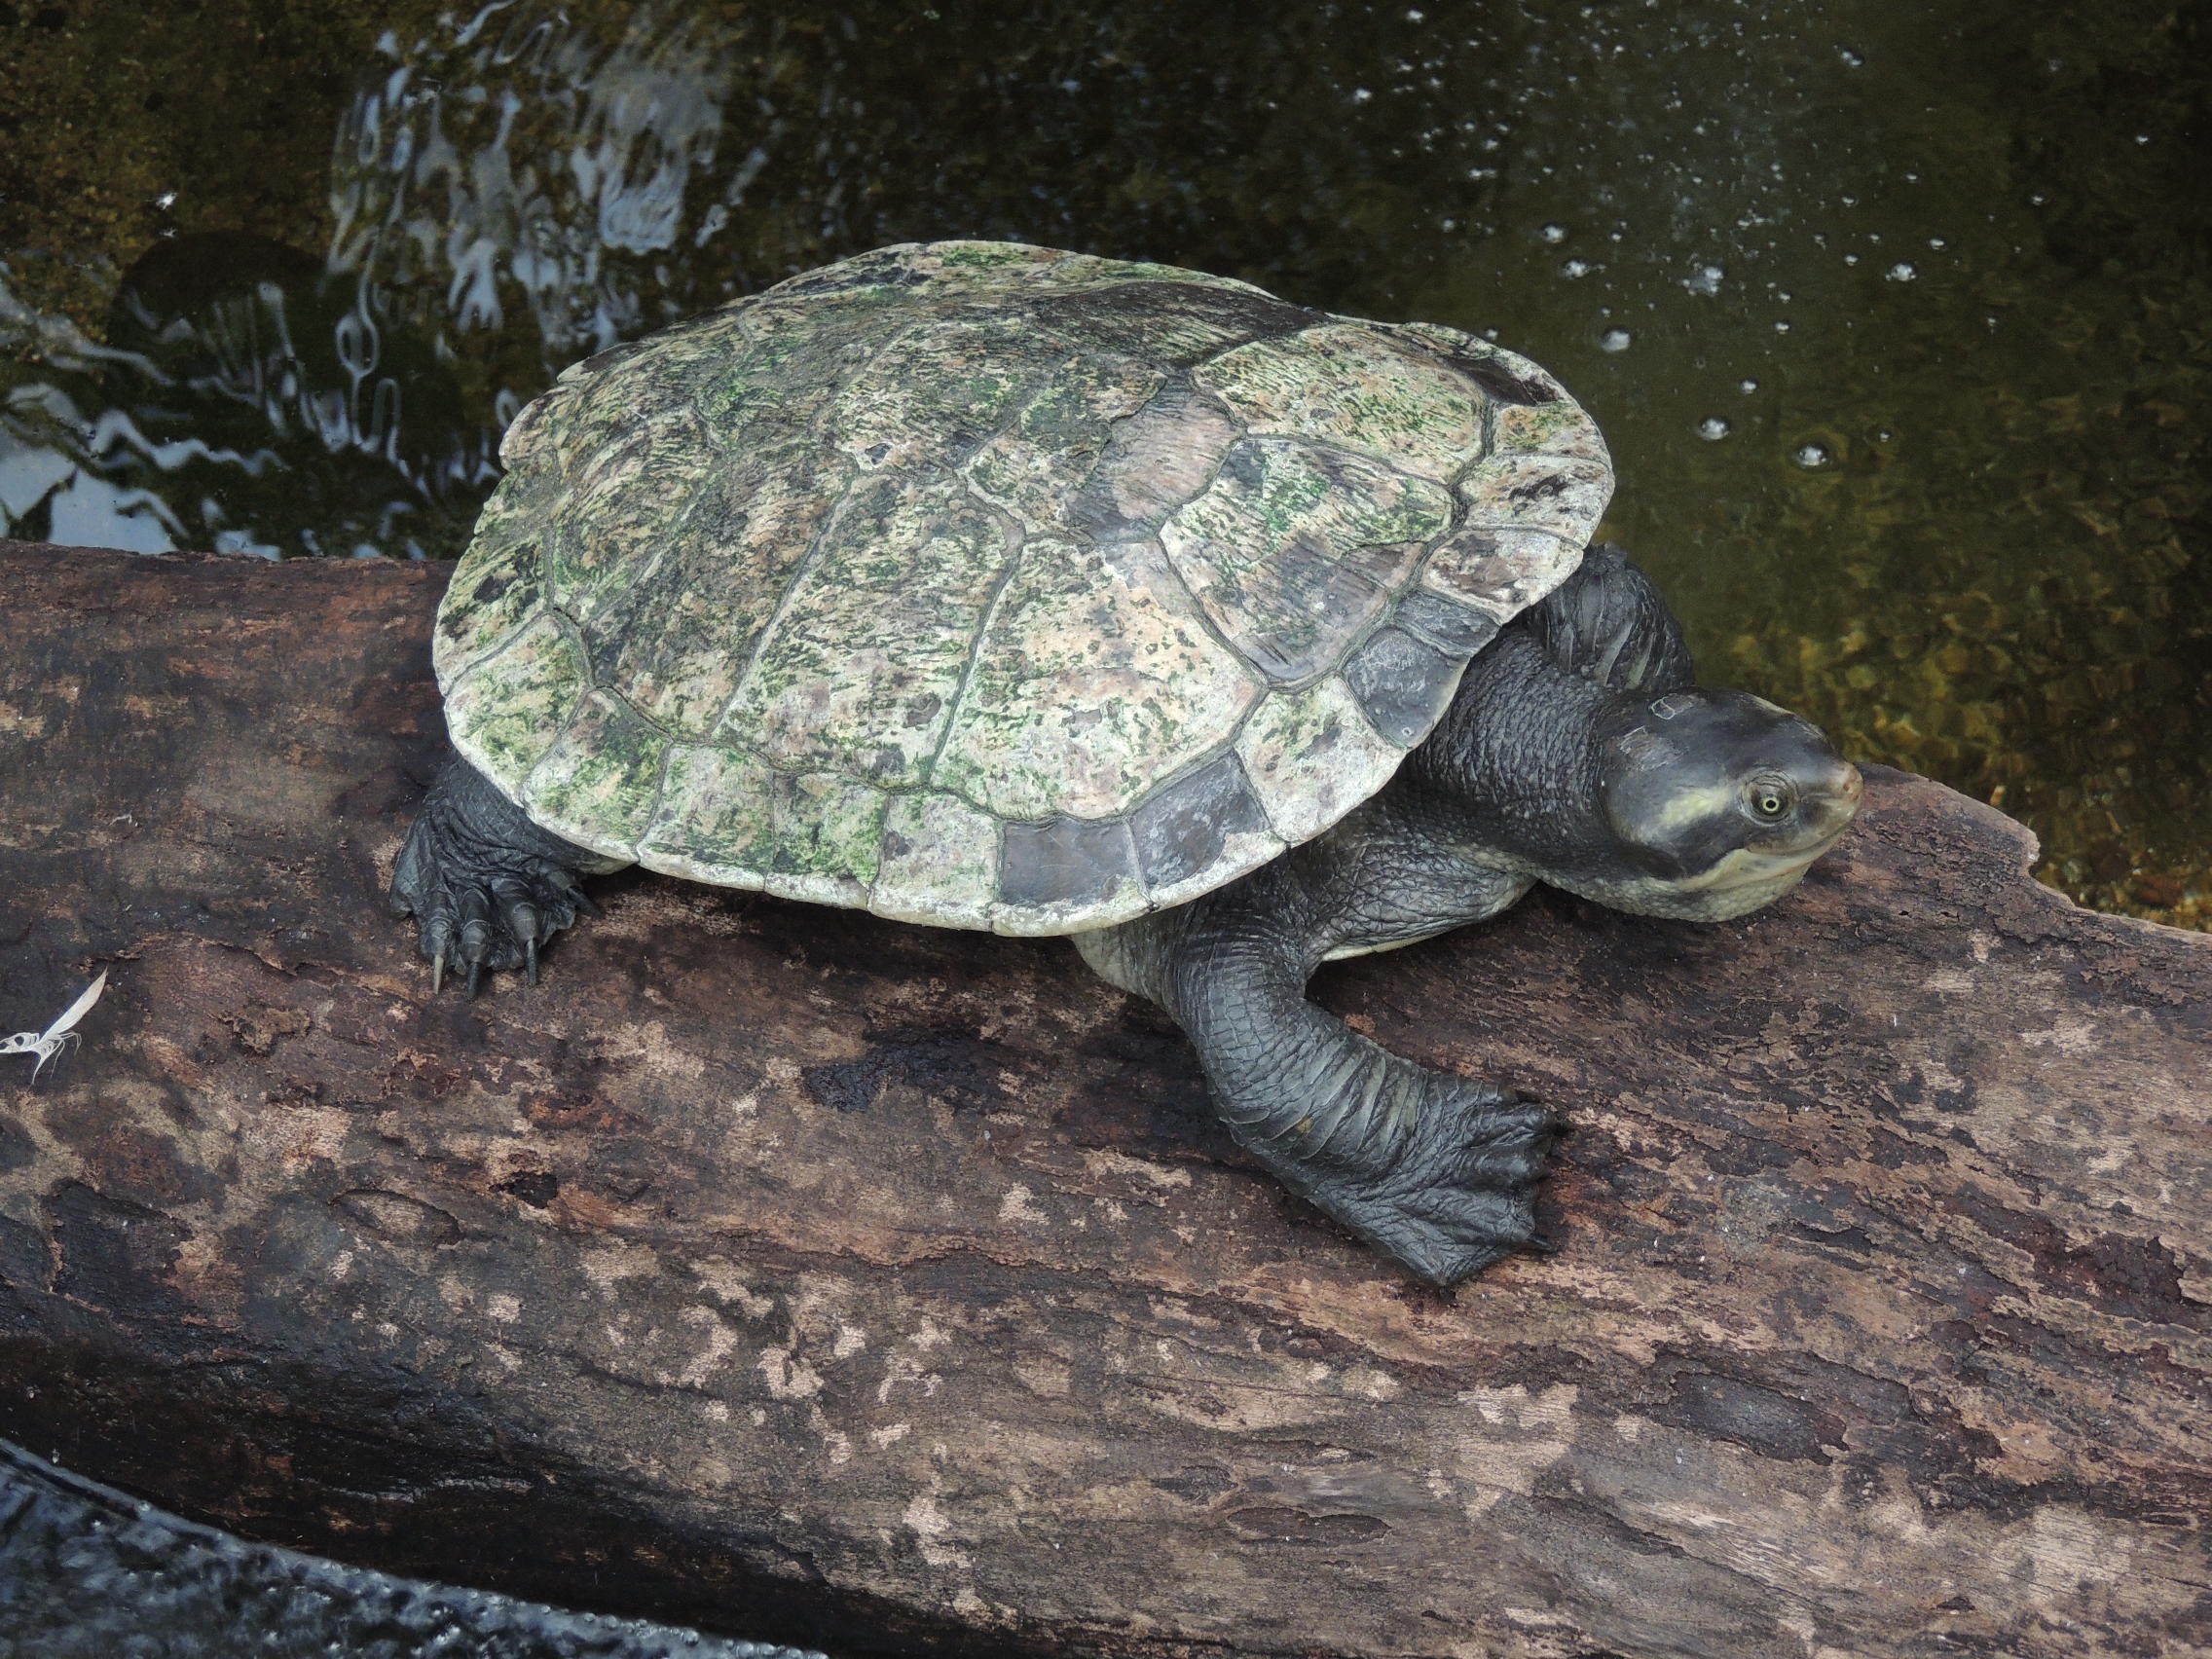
top-left (389, 759), bottom-right (611, 998)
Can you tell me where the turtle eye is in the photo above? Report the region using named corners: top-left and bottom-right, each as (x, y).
top-left (1748, 778), bottom-right (1792, 819)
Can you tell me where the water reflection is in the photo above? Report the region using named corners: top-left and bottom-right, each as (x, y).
top-left (0, 0), bottom-right (2202, 921)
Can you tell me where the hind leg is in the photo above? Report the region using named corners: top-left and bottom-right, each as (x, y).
top-left (388, 752), bottom-right (630, 995)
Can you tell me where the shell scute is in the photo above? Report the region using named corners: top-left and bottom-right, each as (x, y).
top-left (1161, 437), bottom-right (1452, 684)
top-left (932, 535), bottom-right (1260, 823)
top-left (1234, 677), bottom-right (1402, 845)
top-left (1456, 453), bottom-right (1613, 543)
top-left (995, 814), bottom-right (1144, 935)
top-left (963, 351), bottom-right (1165, 531)
top-left (836, 315), bottom-right (1068, 474)
top-left (1129, 753), bottom-right (1283, 909)
top-left (720, 471), bottom-right (1018, 785)
top-left (872, 792), bottom-right (1000, 929)
top-left (435, 515), bottom-right (545, 682)
top-left (580, 439), bottom-right (852, 739)
top-left (543, 403), bottom-right (718, 618)
top-left (1342, 627), bottom-right (1464, 748)
top-left (1030, 281), bottom-right (1321, 364)
top-left (1064, 381), bottom-right (1240, 539)
top-left (521, 687), bottom-right (671, 853)
top-left (443, 612), bottom-right (587, 789)
top-left (1196, 322), bottom-right (1488, 482)
top-left (637, 743), bottom-right (775, 884)
top-left (766, 772), bottom-right (888, 906)
top-left (1422, 525), bottom-right (1583, 622)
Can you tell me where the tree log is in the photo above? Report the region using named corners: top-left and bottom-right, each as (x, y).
top-left (1, 537), bottom-right (2207, 1659)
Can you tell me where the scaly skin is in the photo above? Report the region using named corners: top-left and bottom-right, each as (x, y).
top-left (1075, 550), bottom-right (1861, 1284)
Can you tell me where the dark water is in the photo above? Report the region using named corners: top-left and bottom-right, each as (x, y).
top-left (1, 0), bottom-right (2205, 923)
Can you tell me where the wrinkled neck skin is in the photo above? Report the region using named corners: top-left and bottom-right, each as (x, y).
top-left (1403, 631), bottom-right (1832, 922)
top-left (1399, 630), bottom-right (1620, 884)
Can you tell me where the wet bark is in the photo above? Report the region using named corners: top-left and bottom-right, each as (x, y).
top-left (1, 536), bottom-right (2207, 1659)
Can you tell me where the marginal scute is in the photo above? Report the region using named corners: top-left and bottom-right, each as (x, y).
top-left (1392, 589), bottom-right (1501, 657)
top-left (872, 792), bottom-right (1000, 929)
top-left (1383, 320), bottom-right (1567, 408)
top-left (996, 815), bottom-right (1143, 934)
top-left (719, 471), bottom-right (1018, 785)
top-left (1234, 677), bottom-right (1405, 845)
top-left (637, 743), bottom-right (775, 886)
top-left (435, 239), bottom-right (1614, 935)
top-left (1129, 754), bottom-right (1282, 907)
top-left (442, 612), bottom-right (587, 793)
top-left (1161, 437), bottom-right (1452, 684)
top-left (1423, 526), bottom-right (1583, 622)
top-left (497, 378), bottom-right (581, 468)
top-left (1456, 453), bottom-right (1613, 543)
top-left (521, 687), bottom-right (671, 856)
top-left (767, 772), bottom-right (887, 906)
top-left (1196, 322), bottom-right (1487, 481)
top-left (434, 518), bottom-right (544, 682)
top-left (1493, 395), bottom-right (1614, 465)
top-left (934, 535), bottom-right (1260, 822)
top-left (1343, 628), bottom-right (1465, 748)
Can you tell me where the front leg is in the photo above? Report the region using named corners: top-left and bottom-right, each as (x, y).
top-left (1081, 900), bottom-right (1559, 1286)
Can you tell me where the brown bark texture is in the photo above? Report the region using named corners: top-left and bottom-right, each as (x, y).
top-left (0, 537), bottom-right (2208, 1659)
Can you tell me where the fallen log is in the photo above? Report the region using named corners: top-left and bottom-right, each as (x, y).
top-left (0, 536), bottom-right (2207, 1659)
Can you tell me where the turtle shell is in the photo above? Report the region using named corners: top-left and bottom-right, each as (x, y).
top-left (433, 240), bottom-right (1612, 936)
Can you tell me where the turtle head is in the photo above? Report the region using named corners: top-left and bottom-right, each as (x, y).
top-left (1581, 688), bottom-right (1862, 920)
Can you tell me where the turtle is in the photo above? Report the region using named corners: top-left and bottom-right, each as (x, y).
top-left (391, 240), bottom-right (1862, 1286)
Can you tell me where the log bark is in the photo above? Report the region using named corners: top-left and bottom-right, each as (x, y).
top-left (1, 536), bottom-right (2207, 1659)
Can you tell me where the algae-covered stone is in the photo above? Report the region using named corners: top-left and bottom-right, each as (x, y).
top-left (430, 240), bottom-right (1612, 934)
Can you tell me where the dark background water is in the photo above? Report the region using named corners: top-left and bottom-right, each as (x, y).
top-left (1, 0), bottom-right (2206, 924)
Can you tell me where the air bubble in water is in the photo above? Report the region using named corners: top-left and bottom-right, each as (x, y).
top-left (1887, 262), bottom-right (1918, 281)
top-left (1793, 442), bottom-right (1833, 468)
top-left (1698, 417), bottom-right (1730, 440)
top-left (1599, 327), bottom-right (1633, 352)
top-left (1539, 222), bottom-right (1568, 243)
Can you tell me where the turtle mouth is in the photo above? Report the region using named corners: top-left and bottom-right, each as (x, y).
top-left (1682, 838), bottom-right (1833, 894)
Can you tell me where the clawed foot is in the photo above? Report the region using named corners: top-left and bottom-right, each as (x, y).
top-left (1301, 1079), bottom-right (1564, 1286)
top-left (389, 846), bottom-right (593, 995)
top-left (387, 755), bottom-right (620, 996)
